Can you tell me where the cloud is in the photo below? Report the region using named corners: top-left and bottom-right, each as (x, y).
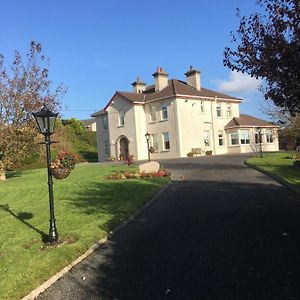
top-left (215, 71), bottom-right (262, 93)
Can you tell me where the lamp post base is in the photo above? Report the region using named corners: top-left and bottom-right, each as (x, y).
top-left (48, 219), bottom-right (59, 244)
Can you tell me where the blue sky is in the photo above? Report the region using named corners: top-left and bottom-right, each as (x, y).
top-left (0, 0), bottom-right (269, 120)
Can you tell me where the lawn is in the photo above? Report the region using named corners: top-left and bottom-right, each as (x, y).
top-left (246, 152), bottom-right (300, 193)
top-left (0, 164), bottom-right (168, 300)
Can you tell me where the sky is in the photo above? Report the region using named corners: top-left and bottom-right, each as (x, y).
top-left (0, 0), bottom-right (270, 120)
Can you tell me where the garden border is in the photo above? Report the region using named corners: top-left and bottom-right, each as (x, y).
top-left (22, 180), bottom-right (171, 300)
top-left (244, 161), bottom-right (300, 196)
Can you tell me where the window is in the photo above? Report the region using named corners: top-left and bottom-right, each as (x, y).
top-left (230, 132), bottom-right (239, 145)
top-left (226, 104), bottom-right (232, 118)
top-left (161, 103), bottom-right (168, 120)
top-left (255, 130), bottom-right (262, 144)
top-left (102, 115), bottom-right (108, 129)
top-left (218, 131), bottom-right (224, 146)
top-left (204, 130), bottom-right (210, 147)
top-left (200, 101), bottom-right (205, 113)
top-left (104, 141), bottom-right (109, 155)
top-left (118, 111), bottom-right (125, 126)
top-left (216, 103), bottom-right (222, 117)
top-left (240, 129), bottom-right (250, 144)
top-left (266, 130), bottom-right (273, 143)
top-left (151, 134), bottom-right (159, 152)
top-left (150, 106), bottom-right (156, 122)
top-left (162, 132), bottom-right (170, 150)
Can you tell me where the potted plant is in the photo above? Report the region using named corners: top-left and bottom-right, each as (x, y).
top-left (50, 151), bottom-right (79, 179)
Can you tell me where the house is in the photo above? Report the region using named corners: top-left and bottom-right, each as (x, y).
top-left (92, 66), bottom-right (279, 161)
top-left (81, 118), bottom-right (97, 132)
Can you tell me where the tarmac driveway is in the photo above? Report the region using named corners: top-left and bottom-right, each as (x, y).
top-left (38, 154), bottom-right (300, 300)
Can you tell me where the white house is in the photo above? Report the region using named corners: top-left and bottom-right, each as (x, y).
top-left (92, 66), bottom-right (279, 161)
top-left (81, 119), bottom-right (97, 132)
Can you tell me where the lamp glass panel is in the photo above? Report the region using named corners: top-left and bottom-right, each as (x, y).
top-left (36, 117), bottom-right (47, 134)
top-left (49, 116), bottom-right (56, 133)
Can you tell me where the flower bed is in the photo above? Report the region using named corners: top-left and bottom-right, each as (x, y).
top-left (106, 169), bottom-right (170, 180)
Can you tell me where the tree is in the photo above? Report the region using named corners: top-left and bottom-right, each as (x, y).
top-left (224, 0), bottom-right (300, 114)
top-left (0, 41), bottom-right (66, 171)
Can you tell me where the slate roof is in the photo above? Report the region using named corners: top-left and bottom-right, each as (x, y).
top-left (92, 79), bottom-right (242, 117)
top-left (118, 79), bottom-right (242, 103)
top-left (225, 114), bottom-right (278, 129)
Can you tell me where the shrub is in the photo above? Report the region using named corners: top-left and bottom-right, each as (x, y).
top-left (205, 150), bottom-right (212, 155)
top-left (187, 152), bottom-right (194, 157)
top-left (293, 160), bottom-right (300, 169)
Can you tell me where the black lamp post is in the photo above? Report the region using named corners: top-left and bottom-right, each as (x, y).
top-left (257, 127), bottom-right (263, 158)
top-left (33, 105), bottom-right (59, 244)
top-left (145, 132), bottom-right (151, 162)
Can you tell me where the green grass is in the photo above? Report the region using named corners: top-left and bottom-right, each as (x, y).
top-left (246, 152), bottom-right (300, 192)
top-left (0, 164), bottom-right (168, 300)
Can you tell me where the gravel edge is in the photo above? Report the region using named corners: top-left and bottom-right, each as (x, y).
top-left (21, 180), bottom-right (171, 300)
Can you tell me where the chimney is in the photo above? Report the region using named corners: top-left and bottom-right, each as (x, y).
top-left (152, 67), bottom-right (169, 91)
top-left (184, 66), bottom-right (201, 90)
top-left (131, 77), bottom-right (147, 93)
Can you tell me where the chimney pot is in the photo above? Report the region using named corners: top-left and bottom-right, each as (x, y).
top-left (152, 67), bottom-right (169, 91)
top-left (185, 66), bottom-right (201, 90)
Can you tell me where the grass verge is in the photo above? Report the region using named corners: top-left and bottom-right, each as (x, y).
top-left (246, 152), bottom-right (300, 193)
top-left (0, 164), bottom-right (168, 300)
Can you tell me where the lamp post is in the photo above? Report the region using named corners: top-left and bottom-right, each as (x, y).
top-left (145, 132), bottom-right (151, 162)
top-left (257, 127), bottom-right (263, 158)
top-left (33, 105), bottom-right (59, 244)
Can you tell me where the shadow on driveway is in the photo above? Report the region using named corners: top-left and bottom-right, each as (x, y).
top-left (38, 178), bottom-right (300, 300)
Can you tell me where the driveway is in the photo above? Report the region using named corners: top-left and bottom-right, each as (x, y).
top-left (37, 154), bottom-right (300, 300)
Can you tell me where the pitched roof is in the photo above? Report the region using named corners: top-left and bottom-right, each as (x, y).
top-left (120, 79), bottom-right (241, 103)
top-left (81, 118), bottom-right (96, 126)
top-left (225, 114), bottom-right (279, 129)
top-left (92, 79), bottom-right (242, 116)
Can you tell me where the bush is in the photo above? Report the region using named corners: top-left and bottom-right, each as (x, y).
top-left (80, 151), bottom-right (98, 162)
top-left (187, 152), bottom-right (194, 157)
top-left (205, 150), bottom-right (212, 155)
top-left (293, 160), bottom-right (300, 169)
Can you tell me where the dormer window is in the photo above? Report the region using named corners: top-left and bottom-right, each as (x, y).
top-left (161, 103), bottom-right (168, 120)
top-left (118, 111), bottom-right (125, 126)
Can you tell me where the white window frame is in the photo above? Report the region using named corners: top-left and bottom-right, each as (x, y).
top-left (204, 130), bottom-right (210, 147)
top-left (226, 104), bottom-right (232, 118)
top-left (150, 106), bottom-right (156, 122)
top-left (218, 131), bottom-right (224, 146)
top-left (161, 103), bottom-right (168, 120)
top-left (230, 132), bottom-right (239, 146)
top-left (118, 111), bottom-right (125, 126)
top-left (240, 129), bottom-right (250, 145)
top-left (266, 129), bottom-right (274, 143)
top-left (151, 134), bottom-right (159, 152)
top-left (216, 103), bottom-right (222, 118)
top-left (162, 132), bottom-right (170, 151)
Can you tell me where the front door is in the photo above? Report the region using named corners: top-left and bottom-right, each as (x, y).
top-left (119, 137), bottom-right (129, 160)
